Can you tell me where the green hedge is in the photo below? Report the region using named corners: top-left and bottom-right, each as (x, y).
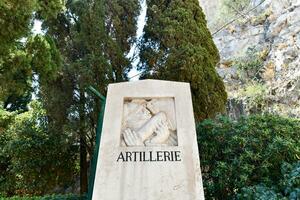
top-left (197, 114), bottom-right (300, 199)
top-left (0, 194), bottom-right (86, 200)
top-left (236, 161), bottom-right (300, 199)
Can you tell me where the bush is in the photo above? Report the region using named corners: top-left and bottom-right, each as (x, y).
top-left (0, 194), bottom-right (86, 200)
top-left (210, 0), bottom-right (251, 29)
top-left (197, 114), bottom-right (300, 199)
top-left (237, 83), bottom-right (269, 114)
top-left (235, 47), bottom-right (264, 81)
top-left (280, 162), bottom-right (300, 199)
top-left (237, 162), bottom-right (300, 200)
top-left (236, 184), bottom-right (282, 200)
top-left (0, 101), bottom-right (77, 196)
top-left (236, 162), bottom-right (300, 199)
top-left (221, 0), bottom-right (251, 18)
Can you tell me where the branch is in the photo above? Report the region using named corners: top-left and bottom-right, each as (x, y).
top-left (212, 0), bottom-right (267, 36)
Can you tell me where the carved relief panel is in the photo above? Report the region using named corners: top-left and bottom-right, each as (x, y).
top-left (121, 98), bottom-right (177, 146)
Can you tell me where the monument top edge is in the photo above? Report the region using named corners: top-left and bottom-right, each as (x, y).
top-left (108, 79), bottom-right (190, 87)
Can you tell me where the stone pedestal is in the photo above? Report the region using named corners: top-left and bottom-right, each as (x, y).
top-left (92, 80), bottom-right (204, 200)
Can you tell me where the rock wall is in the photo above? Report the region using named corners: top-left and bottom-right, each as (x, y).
top-left (198, 0), bottom-right (221, 25)
top-left (200, 0), bottom-right (300, 118)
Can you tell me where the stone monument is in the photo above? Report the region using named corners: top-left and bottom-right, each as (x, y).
top-left (92, 80), bottom-right (205, 200)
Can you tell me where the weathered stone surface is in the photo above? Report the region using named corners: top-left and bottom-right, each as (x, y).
top-left (92, 80), bottom-right (204, 200)
top-left (121, 97), bottom-right (178, 147)
top-left (214, 25), bottom-right (265, 60)
top-left (200, 0), bottom-right (300, 117)
top-left (198, 0), bottom-right (221, 25)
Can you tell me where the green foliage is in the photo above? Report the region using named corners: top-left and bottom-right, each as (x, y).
top-left (237, 83), bottom-right (269, 114)
top-left (36, 0), bottom-right (65, 20)
top-left (1, 0), bottom-right (140, 195)
top-left (197, 114), bottom-right (300, 199)
top-left (0, 194), bottom-right (86, 200)
top-left (209, 0), bottom-right (251, 30)
top-left (3, 92), bottom-right (32, 112)
top-left (140, 0), bottom-right (227, 121)
top-left (0, 107), bottom-right (15, 130)
top-left (27, 35), bottom-right (62, 81)
top-left (221, 0), bottom-right (251, 16)
top-left (0, 0), bottom-right (64, 49)
top-left (0, 0), bottom-right (35, 54)
top-left (250, 8), bottom-right (273, 26)
top-left (0, 0), bottom-right (64, 104)
top-left (0, 33), bottom-right (62, 111)
top-left (236, 162), bottom-right (300, 199)
top-left (0, 0), bottom-right (64, 53)
top-left (0, 107), bottom-right (17, 196)
top-left (0, 44), bottom-right (32, 101)
top-left (235, 47), bottom-right (265, 81)
top-left (234, 47), bottom-right (271, 115)
top-left (36, 0), bottom-right (140, 194)
top-left (236, 184), bottom-right (282, 200)
top-left (0, 101), bottom-right (77, 196)
top-left (280, 162), bottom-right (300, 198)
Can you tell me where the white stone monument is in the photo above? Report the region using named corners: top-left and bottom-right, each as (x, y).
top-left (92, 80), bottom-right (204, 200)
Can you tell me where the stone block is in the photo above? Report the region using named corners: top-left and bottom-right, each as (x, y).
top-left (92, 80), bottom-right (204, 200)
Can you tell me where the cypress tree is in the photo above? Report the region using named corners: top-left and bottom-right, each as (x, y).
top-left (0, 0), bottom-right (64, 105)
top-left (42, 0), bottom-right (140, 193)
top-left (139, 0), bottom-right (227, 121)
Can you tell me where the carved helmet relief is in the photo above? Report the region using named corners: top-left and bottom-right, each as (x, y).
top-left (121, 98), bottom-right (178, 147)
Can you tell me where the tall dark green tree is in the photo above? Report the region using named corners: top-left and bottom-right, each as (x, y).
top-left (42, 0), bottom-right (140, 194)
top-left (0, 0), bottom-right (64, 110)
top-left (1, 0), bottom-right (140, 195)
top-left (0, 1), bottom-right (73, 196)
top-left (139, 0), bottom-right (227, 121)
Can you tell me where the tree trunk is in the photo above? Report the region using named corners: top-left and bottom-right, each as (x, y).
top-left (79, 90), bottom-right (88, 194)
top-left (80, 136), bottom-right (88, 194)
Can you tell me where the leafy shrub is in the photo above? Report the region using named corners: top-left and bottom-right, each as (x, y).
top-left (210, 0), bottom-right (251, 29)
top-left (221, 0), bottom-right (251, 16)
top-left (280, 162), bottom-right (300, 199)
top-left (236, 162), bottom-right (300, 199)
top-left (0, 194), bottom-right (86, 200)
top-left (236, 184), bottom-right (282, 200)
top-left (237, 83), bottom-right (269, 114)
top-left (0, 101), bottom-right (78, 196)
top-left (251, 8), bottom-right (273, 26)
top-left (235, 47), bottom-right (264, 81)
top-left (197, 114), bottom-right (300, 199)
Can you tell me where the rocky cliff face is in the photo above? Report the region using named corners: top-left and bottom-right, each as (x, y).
top-left (200, 0), bottom-right (300, 118)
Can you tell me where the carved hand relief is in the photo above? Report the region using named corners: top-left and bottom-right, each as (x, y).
top-left (121, 98), bottom-right (177, 147)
